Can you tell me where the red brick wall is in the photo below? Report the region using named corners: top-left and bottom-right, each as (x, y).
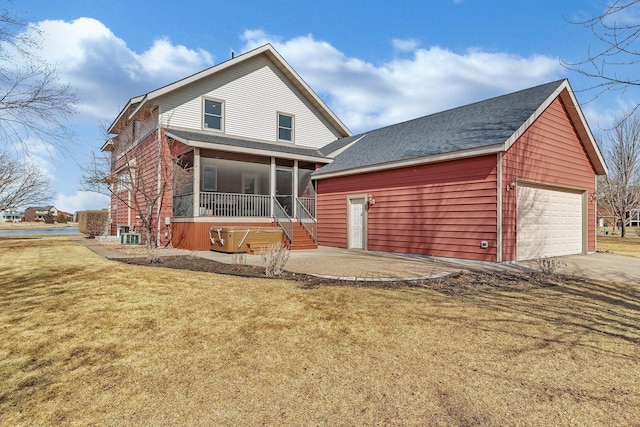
top-left (110, 129), bottom-right (186, 246)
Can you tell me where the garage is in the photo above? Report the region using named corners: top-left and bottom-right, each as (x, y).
top-left (516, 185), bottom-right (584, 261)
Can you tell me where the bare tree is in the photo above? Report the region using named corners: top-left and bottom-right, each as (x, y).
top-left (0, 151), bottom-right (51, 211)
top-left (0, 4), bottom-right (78, 153)
top-left (83, 112), bottom-right (183, 262)
top-left (0, 4), bottom-right (77, 213)
top-left (564, 1), bottom-right (640, 103)
top-left (598, 113), bottom-right (640, 237)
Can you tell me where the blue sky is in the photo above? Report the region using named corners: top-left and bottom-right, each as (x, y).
top-left (10, 0), bottom-right (639, 212)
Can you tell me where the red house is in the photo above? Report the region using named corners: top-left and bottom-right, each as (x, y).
top-left (313, 80), bottom-right (607, 262)
top-left (102, 44), bottom-right (607, 262)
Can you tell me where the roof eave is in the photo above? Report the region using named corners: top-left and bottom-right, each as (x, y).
top-left (109, 44), bottom-right (352, 139)
top-left (166, 131), bottom-right (331, 163)
top-left (503, 79), bottom-right (607, 176)
top-left (313, 143), bottom-right (504, 180)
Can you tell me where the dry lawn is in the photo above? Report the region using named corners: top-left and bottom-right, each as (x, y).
top-left (1, 237), bottom-right (639, 426)
top-left (598, 235), bottom-right (640, 258)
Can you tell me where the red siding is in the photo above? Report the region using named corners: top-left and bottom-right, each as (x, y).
top-left (502, 97), bottom-right (597, 261)
top-left (317, 155), bottom-right (499, 261)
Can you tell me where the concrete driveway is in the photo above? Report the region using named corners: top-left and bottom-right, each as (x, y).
top-left (511, 252), bottom-right (640, 285)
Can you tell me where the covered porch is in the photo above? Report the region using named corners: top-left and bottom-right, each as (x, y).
top-left (170, 140), bottom-right (322, 250)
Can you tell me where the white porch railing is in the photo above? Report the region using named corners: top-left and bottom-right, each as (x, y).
top-left (296, 198), bottom-right (317, 244)
top-left (273, 197), bottom-right (293, 244)
top-left (199, 192), bottom-right (271, 217)
top-left (298, 196), bottom-right (316, 217)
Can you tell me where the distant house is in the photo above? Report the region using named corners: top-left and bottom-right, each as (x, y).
top-left (102, 44), bottom-right (607, 262)
top-left (24, 206), bottom-right (58, 222)
top-left (0, 209), bottom-right (22, 222)
top-left (56, 211), bottom-right (73, 222)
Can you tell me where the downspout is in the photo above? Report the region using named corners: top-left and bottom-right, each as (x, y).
top-left (193, 148), bottom-right (200, 216)
top-left (293, 160), bottom-right (299, 218)
top-left (156, 125), bottom-right (163, 247)
top-left (270, 157), bottom-right (276, 217)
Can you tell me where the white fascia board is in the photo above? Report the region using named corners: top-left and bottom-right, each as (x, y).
top-left (107, 94), bottom-right (146, 134)
top-left (100, 138), bottom-right (115, 152)
top-left (503, 79), bottom-right (607, 176)
top-left (127, 95), bottom-right (148, 121)
top-left (502, 81), bottom-right (567, 153)
top-left (263, 48), bottom-right (351, 137)
top-left (312, 143), bottom-right (504, 180)
top-left (559, 82), bottom-right (608, 175)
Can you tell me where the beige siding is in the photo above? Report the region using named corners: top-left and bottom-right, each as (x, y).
top-left (158, 55), bottom-right (339, 148)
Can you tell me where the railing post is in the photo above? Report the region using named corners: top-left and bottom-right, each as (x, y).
top-left (193, 148), bottom-right (200, 216)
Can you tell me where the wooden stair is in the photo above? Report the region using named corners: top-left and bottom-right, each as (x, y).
top-left (287, 222), bottom-right (317, 250)
top-left (247, 241), bottom-right (273, 255)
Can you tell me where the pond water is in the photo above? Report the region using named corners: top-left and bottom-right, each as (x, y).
top-left (0, 227), bottom-right (80, 235)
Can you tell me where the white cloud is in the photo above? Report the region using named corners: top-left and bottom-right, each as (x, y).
top-left (392, 38), bottom-right (420, 52)
top-left (241, 31), bottom-right (563, 132)
top-left (54, 190), bottom-right (110, 214)
top-left (25, 18), bottom-right (214, 121)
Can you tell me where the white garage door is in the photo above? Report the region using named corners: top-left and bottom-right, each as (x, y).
top-left (517, 185), bottom-right (583, 261)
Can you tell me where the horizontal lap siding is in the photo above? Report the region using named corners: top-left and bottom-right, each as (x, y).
top-left (110, 130), bottom-right (176, 246)
top-left (317, 155), bottom-right (498, 261)
top-left (502, 97), bottom-right (597, 261)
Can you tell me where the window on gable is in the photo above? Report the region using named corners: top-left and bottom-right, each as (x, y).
top-left (203, 99), bottom-right (223, 131)
top-left (278, 113), bottom-right (294, 142)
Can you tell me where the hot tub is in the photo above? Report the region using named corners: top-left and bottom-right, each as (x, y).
top-left (209, 226), bottom-right (283, 253)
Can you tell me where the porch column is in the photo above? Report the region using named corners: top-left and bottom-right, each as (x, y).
top-left (270, 157), bottom-right (276, 217)
top-left (293, 160), bottom-right (299, 218)
top-left (193, 148), bottom-right (200, 217)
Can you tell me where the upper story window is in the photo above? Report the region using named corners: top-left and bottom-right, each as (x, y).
top-left (203, 98), bottom-right (224, 131)
top-left (278, 113), bottom-right (294, 142)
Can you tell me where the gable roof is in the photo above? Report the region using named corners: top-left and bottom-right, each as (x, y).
top-left (107, 44), bottom-right (351, 138)
top-left (314, 79), bottom-right (607, 179)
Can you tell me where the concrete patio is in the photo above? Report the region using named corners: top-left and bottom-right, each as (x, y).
top-left (77, 237), bottom-right (640, 285)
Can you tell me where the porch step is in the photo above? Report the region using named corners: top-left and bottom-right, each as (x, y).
top-left (247, 242), bottom-right (274, 255)
top-left (287, 222), bottom-right (317, 250)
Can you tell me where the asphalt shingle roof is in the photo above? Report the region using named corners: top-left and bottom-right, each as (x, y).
top-left (315, 80), bottom-right (565, 176)
top-left (166, 129), bottom-right (328, 159)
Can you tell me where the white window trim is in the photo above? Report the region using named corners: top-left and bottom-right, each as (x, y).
top-left (277, 112), bottom-right (295, 143)
top-left (202, 97), bottom-right (225, 132)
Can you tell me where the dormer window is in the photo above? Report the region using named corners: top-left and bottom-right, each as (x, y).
top-left (203, 98), bottom-right (224, 131)
top-left (278, 113), bottom-right (294, 142)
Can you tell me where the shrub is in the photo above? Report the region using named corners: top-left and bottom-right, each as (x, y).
top-left (260, 243), bottom-right (290, 277)
top-left (77, 210), bottom-right (108, 237)
top-left (536, 257), bottom-right (566, 275)
top-left (56, 214), bottom-right (67, 224)
top-left (43, 213), bottom-right (55, 224)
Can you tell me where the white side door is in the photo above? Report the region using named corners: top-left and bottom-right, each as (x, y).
top-left (349, 198), bottom-right (366, 249)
